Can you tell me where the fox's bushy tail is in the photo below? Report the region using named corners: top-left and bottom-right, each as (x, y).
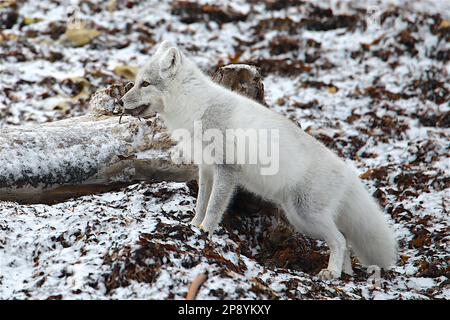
top-left (337, 180), bottom-right (397, 268)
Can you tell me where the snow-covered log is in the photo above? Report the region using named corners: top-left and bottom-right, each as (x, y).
top-left (0, 110), bottom-right (197, 203)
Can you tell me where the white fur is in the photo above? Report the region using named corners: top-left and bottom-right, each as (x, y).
top-left (122, 41), bottom-right (397, 280)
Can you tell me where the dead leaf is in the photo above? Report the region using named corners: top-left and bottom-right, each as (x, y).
top-left (113, 65), bottom-right (139, 80)
top-left (63, 23), bottom-right (101, 47)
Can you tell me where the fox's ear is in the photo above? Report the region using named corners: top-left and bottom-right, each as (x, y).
top-left (156, 40), bottom-right (174, 53)
top-left (159, 47), bottom-right (181, 78)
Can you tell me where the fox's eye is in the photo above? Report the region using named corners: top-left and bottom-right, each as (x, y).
top-left (141, 81), bottom-right (151, 88)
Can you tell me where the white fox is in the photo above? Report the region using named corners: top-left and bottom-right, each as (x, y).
top-left (121, 41), bottom-right (397, 280)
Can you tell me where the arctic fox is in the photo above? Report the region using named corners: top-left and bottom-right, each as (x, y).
top-left (121, 41), bottom-right (397, 280)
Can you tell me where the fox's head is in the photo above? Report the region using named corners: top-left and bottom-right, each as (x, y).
top-left (120, 41), bottom-right (184, 118)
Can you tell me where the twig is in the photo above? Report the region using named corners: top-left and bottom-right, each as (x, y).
top-left (186, 273), bottom-right (208, 300)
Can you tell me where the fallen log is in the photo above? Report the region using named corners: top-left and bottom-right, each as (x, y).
top-left (0, 111), bottom-right (199, 203)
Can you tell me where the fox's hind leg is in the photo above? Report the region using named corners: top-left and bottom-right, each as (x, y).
top-left (191, 165), bottom-right (213, 227)
top-left (282, 201), bottom-right (346, 280)
top-left (313, 220), bottom-right (346, 280)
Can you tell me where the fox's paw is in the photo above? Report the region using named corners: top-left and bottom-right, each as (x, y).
top-left (198, 222), bottom-right (217, 235)
top-left (198, 223), bottom-right (210, 234)
top-left (190, 216), bottom-right (203, 227)
top-left (317, 269), bottom-right (340, 280)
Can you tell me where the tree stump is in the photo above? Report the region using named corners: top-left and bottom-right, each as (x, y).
top-left (212, 64), bottom-right (266, 105)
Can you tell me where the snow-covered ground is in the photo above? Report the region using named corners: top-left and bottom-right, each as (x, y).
top-left (0, 0), bottom-right (449, 299)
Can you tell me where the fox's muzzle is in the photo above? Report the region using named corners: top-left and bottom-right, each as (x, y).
top-left (123, 104), bottom-right (150, 116)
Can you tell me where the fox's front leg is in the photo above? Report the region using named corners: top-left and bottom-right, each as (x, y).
top-left (199, 166), bottom-right (237, 234)
top-left (191, 165), bottom-right (213, 227)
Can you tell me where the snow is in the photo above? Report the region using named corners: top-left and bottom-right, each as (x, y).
top-left (0, 114), bottom-right (149, 189)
